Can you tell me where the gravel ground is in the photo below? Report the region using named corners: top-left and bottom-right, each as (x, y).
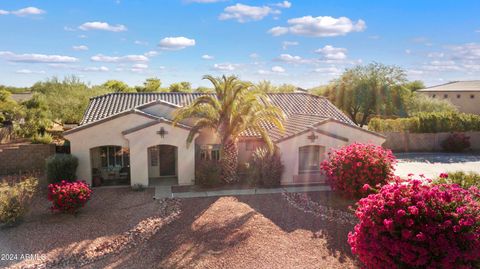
top-left (1, 188), bottom-right (358, 269)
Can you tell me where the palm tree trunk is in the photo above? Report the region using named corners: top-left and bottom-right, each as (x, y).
top-left (220, 139), bottom-right (238, 183)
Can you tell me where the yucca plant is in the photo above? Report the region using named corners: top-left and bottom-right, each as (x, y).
top-left (173, 75), bottom-right (285, 183)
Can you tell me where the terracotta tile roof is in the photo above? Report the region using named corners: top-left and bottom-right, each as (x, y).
top-left (418, 80), bottom-right (480, 92)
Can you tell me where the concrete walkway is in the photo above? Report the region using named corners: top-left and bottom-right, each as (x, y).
top-left (154, 185), bottom-right (331, 199)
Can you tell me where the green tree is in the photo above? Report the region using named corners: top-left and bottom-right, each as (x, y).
top-left (169, 81), bottom-right (192, 92)
top-left (406, 93), bottom-right (458, 116)
top-left (102, 80), bottom-right (134, 93)
top-left (325, 63), bottom-right (408, 127)
top-left (173, 75), bottom-right (285, 183)
top-left (20, 94), bottom-right (52, 137)
top-left (138, 77), bottom-right (162, 92)
top-left (256, 80), bottom-right (276, 93)
top-left (276, 83), bottom-right (297, 93)
top-left (0, 89), bottom-right (23, 124)
top-left (32, 77), bottom-right (110, 123)
top-left (195, 86), bottom-right (214, 93)
top-left (404, 80), bottom-right (425, 92)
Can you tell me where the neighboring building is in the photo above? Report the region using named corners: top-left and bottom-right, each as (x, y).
top-left (10, 92), bottom-right (33, 103)
top-left (417, 81), bottom-right (480, 114)
top-left (64, 92), bottom-right (385, 187)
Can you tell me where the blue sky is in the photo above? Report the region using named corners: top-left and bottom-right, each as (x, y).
top-left (0, 0), bottom-right (479, 88)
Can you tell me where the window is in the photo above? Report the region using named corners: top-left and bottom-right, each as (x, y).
top-left (98, 146), bottom-right (129, 169)
top-left (150, 147), bottom-right (159, 166)
top-left (444, 94), bottom-right (448, 98)
top-left (298, 145), bottom-right (324, 174)
top-left (200, 144), bottom-right (220, 161)
top-left (471, 94), bottom-right (475, 99)
top-left (457, 94), bottom-right (461, 99)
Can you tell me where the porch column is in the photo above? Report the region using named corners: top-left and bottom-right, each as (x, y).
top-left (128, 140), bottom-right (149, 186)
top-left (177, 143), bottom-right (196, 185)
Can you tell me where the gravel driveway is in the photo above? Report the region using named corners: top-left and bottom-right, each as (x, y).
top-left (395, 152), bottom-right (480, 179)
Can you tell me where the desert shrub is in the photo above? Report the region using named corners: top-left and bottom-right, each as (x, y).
top-left (368, 112), bottom-right (480, 133)
top-left (45, 154), bottom-right (78, 183)
top-left (406, 93), bottom-right (458, 116)
top-left (435, 171), bottom-right (480, 189)
top-left (321, 143), bottom-right (396, 197)
top-left (195, 160), bottom-right (222, 187)
top-left (0, 177), bottom-right (38, 226)
top-left (47, 180), bottom-right (92, 214)
top-left (246, 147), bottom-right (283, 187)
top-left (441, 133), bottom-right (471, 152)
top-left (30, 132), bottom-right (53, 144)
top-left (348, 178), bottom-right (480, 268)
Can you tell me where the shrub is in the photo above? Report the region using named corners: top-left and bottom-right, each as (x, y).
top-left (321, 143), bottom-right (396, 198)
top-left (369, 112), bottom-right (480, 133)
top-left (195, 160), bottom-right (222, 187)
top-left (348, 178), bottom-right (480, 268)
top-left (0, 177), bottom-right (38, 226)
top-left (30, 132), bottom-right (53, 144)
top-left (45, 154), bottom-right (78, 183)
top-left (442, 133), bottom-right (471, 152)
top-left (47, 180), bottom-right (92, 214)
top-left (435, 171), bottom-right (480, 189)
top-left (246, 147), bottom-right (283, 187)
top-left (131, 184), bottom-right (146, 192)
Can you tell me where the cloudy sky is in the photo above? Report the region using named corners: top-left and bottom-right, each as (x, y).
top-left (0, 0), bottom-right (479, 88)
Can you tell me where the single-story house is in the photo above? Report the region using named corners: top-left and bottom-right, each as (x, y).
top-left (64, 92), bottom-right (385, 187)
top-left (417, 80), bottom-right (480, 114)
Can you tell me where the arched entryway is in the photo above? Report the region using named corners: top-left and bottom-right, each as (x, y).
top-left (90, 145), bottom-right (130, 187)
top-left (147, 145), bottom-right (178, 186)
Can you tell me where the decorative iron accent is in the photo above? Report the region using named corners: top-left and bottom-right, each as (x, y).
top-left (307, 132), bottom-right (318, 142)
top-left (157, 127), bottom-right (168, 138)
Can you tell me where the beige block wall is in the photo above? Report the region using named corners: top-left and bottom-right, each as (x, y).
top-left (422, 91), bottom-right (480, 114)
top-left (382, 131), bottom-right (480, 152)
top-left (64, 113), bottom-right (152, 185)
top-left (0, 144), bottom-right (56, 175)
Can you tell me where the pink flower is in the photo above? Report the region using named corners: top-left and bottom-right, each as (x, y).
top-left (408, 206), bottom-right (419, 215)
top-left (439, 173), bottom-right (449, 179)
top-left (383, 219), bottom-right (395, 231)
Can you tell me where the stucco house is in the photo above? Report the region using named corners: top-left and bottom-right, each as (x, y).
top-left (417, 80), bottom-right (480, 114)
top-left (64, 92), bottom-right (385, 187)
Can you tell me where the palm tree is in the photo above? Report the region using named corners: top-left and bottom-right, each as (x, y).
top-left (173, 75), bottom-right (285, 183)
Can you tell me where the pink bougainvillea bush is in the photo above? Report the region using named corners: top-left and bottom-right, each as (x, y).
top-left (348, 178), bottom-right (480, 269)
top-left (48, 180), bottom-right (92, 214)
top-left (320, 143), bottom-right (396, 197)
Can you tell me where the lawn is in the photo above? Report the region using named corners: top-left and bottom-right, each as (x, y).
top-left (1, 188), bottom-right (359, 269)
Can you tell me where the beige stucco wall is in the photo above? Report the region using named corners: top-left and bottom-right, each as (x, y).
top-left (421, 91), bottom-right (480, 114)
top-left (64, 113), bottom-right (152, 185)
top-left (277, 131), bottom-right (348, 185)
top-left (124, 122), bottom-right (196, 186)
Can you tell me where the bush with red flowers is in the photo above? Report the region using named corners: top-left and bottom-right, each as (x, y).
top-left (442, 133), bottom-right (471, 152)
top-left (348, 178), bottom-right (480, 269)
top-left (320, 143), bottom-right (396, 197)
top-left (47, 180), bottom-right (92, 214)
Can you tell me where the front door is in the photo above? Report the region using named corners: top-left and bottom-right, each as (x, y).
top-left (148, 145), bottom-right (177, 178)
top-left (159, 145), bottom-right (176, 176)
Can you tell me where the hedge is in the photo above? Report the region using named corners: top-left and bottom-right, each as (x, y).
top-left (368, 112), bottom-right (480, 133)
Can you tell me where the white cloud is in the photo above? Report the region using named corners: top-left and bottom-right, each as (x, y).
top-left (268, 16), bottom-right (366, 37)
top-left (0, 51), bottom-right (78, 63)
top-left (83, 66), bottom-right (109, 72)
top-left (78, 34), bottom-right (88, 39)
top-left (158, 36), bottom-right (196, 50)
top-left (423, 60), bottom-right (461, 71)
top-left (272, 1), bottom-right (291, 8)
top-left (276, 53), bottom-right (304, 63)
top-left (79, 21), bottom-right (127, 32)
top-left (313, 66), bottom-right (341, 75)
top-left (271, 66), bottom-right (286, 73)
top-left (134, 40), bottom-right (149, 46)
top-left (219, 4), bottom-right (280, 23)
top-left (91, 54), bottom-right (149, 63)
top-left (449, 43), bottom-right (480, 60)
top-left (282, 41), bottom-right (299, 50)
top-left (249, 53), bottom-right (259, 59)
top-left (0, 10), bottom-right (9, 15)
top-left (186, 0), bottom-right (226, 3)
top-left (427, 52), bottom-right (445, 58)
top-left (405, 49), bottom-right (411, 55)
top-left (72, 45), bottom-right (88, 51)
top-left (132, 63), bottom-right (148, 69)
top-left (268, 26), bottom-right (289, 36)
top-left (15, 69), bottom-right (46, 74)
top-left (144, 51), bottom-right (158, 57)
top-left (315, 45), bottom-right (347, 60)
top-left (11, 7), bottom-right (45, 16)
top-left (202, 54), bottom-right (214, 60)
top-left (213, 63), bottom-right (236, 71)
